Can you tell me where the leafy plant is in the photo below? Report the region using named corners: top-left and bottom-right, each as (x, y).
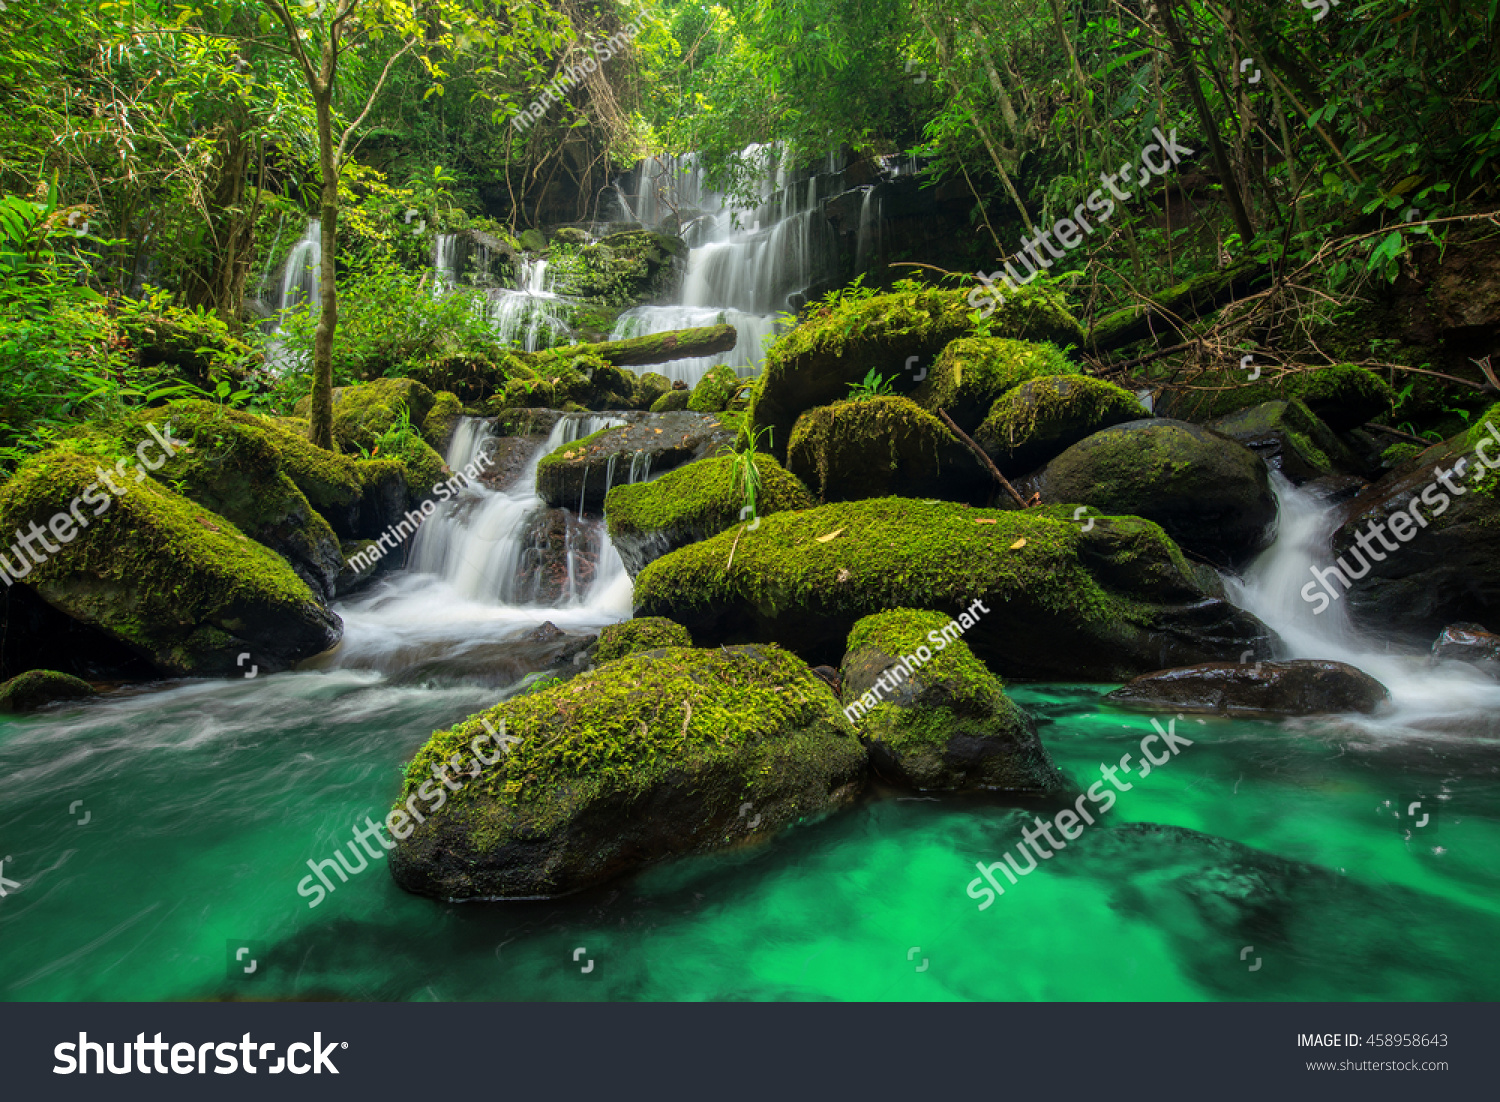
top-left (846, 368), bottom-right (896, 401)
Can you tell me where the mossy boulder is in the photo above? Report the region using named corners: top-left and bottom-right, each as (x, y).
top-left (1209, 399), bottom-right (1361, 483)
top-left (976, 375), bottom-right (1145, 474)
top-left (650, 388), bottom-right (691, 413)
top-left (593, 617), bottom-right (693, 662)
top-left (912, 338), bottom-right (1080, 434)
top-left (786, 396), bottom-right (988, 503)
top-left (634, 371), bottom-right (672, 410)
top-left (841, 609), bottom-right (1064, 793)
top-left (293, 377), bottom-right (435, 451)
top-left (552, 231), bottom-right (687, 307)
top-left (1024, 419), bottom-right (1275, 566)
top-left (749, 284), bottom-right (1083, 460)
top-left (1286, 365), bottom-right (1396, 432)
top-left (605, 453), bottom-right (816, 576)
top-left (388, 643), bottom-right (867, 899)
top-left (537, 412), bottom-right (737, 511)
top-left (0, 669), bottom-right (94, 712)
top-left (519, 227), bottom-right (547, 253)
top-left (688, 364), bottom-right (741, 413)
top-left (421, 391), bottom-right (464, 455)
top-left (633, 498), bottom-right (1273, 679)
top-left (0, 442), bottom-right (341, 676)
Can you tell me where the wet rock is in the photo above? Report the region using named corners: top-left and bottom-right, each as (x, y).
top-left (0, 669), bottom-right (94, 712)
top-left (536, 412), bottom-right (737, 511)
top-left (1209, 399), bottom-right (1363, 484)
top-left (1106, 660), bottom-right (1389, 716)
top-left (912, 338), bottom-right (1081, 434)
top-left (387, 621), bottom-right (596, 690)
top-left (389, 643), bottom-right (866, 899)
top-left (1431, 622), bottom-right (1500, 677)
top-left (634, 498), bottom-right (1275, 679)
top-left (786, 396), bottom-right (989, 504)
top-left (1022, 418), bottom-right (1275, 566)
top-left (841, 609), bottom-right (1065, 793)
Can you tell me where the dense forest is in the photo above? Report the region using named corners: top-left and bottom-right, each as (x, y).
top-left (2, 0), bottom-right (1499, 1004)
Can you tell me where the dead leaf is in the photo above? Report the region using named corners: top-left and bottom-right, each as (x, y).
top-left (836, 567), bottom-right (850, 582)
top-left (196, 517), bottom-right (221, 532)
top-left (975, 519), bottom-right (998, 525)
top-left (1009, 538), bottom-right (1027, 549)
top-left (815, 528), bottom-right (845, 543)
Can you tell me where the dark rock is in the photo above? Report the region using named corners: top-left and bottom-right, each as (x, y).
top-left (1209, 399), bottom-right (1363, 484)
top-left (386, 622), bottom-right (597, 690)
top-left (1431, 622), bottom-right (1500, 677)
top-left (536, 412), bottom-right (737, 511)
top-left (1022, 418), bottom-right (1276, 566)
top-left (1106, 660), bottom-right (1389, 716)
top-left (0, 669), bottom-right (95, 712)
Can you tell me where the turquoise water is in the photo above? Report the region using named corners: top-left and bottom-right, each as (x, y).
top-left (2, 673), bottom-right (1495, 1001)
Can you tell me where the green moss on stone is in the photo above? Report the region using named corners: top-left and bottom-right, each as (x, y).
top-left (688, 364), bottom-right (741, 413)
top-left (0, 669), bottom-right (94, 712)
top-left (976, 374), bottom-right (1144, 472)
top-left (650, 389), bottom-right (691, 413)
top-left (605, 453), bottom-right (814, 543)
top-left (593, 617), bottom-right (693, 662)
top-left (912, 339), bottom-right (1079, 433)
top-left (422, 391), bottom-right (464, 452)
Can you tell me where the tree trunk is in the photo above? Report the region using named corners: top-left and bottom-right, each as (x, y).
top-left (540, 324), bottom-right (739, 368)
top-left (309, 92), bottom-right (338, 453)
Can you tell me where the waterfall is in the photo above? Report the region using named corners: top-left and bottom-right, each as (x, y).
top-left (854, 187), bottom-right (882, 272)
top-left (488, 259), bottom-right (571, 351)
top-left (433, 233), bottom-right (459, 293)
top-left (1225, 473), bottom-right (1500, 728)
top-left (277, 219), bottom-right (321, 315)
top-left (607, 145), bottom-right (839, 387)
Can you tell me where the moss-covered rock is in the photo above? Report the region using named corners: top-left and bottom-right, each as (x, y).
top-left (605, 453), bottom-right (816, 576)
top-left (294, 377), bottom-right (435, 452)
top-left (422, 391), bottom-right (464, 455)
top-left (0, 669), bottom-right (94, 712)
top-left (912, 339), bottom-right (1080, 434)
top-left (841, 609), bottom-right (1064, 793)
top-left (388, 643), bottom-right (866, 899)
top-left (634, 371), bottom-right (672, 410)
top-left (976, 375), bottom-right (1145, 474)
top-left (1025, 419), bottom-right (1275, 565)
top-left (592, 616), bottom-right (693, 662)
top-left (687, 364), bottom-right (741, 413)
top-left (750, 284), bottom-right (1083, 460)
top-left (786, 396), bottom-right (987, 503)
top-left (633, 498), bottom-right (1272, 679)
top-left (0, 442), bottom-right (341, 675)
top-left (1285, 364), bottom-right (1397, 431)
top-left (650, 388), bottom-right (691, 413)
top-left (536, 413), bottom-right (737, 511)
top-left (1209, 399), bottom-right (1361, 484)
top-left (547, 231), bottom-right (687, 307)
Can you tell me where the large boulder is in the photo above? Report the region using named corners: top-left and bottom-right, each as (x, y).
top-left (389, 643), bottom-right (867, 899)
top-left (0, 443), bottom-right (341, 676)
top-left (633, 499), bottom-right (1274, 679)
top-left (1324, 420), bottom-right (1500, 637)
top-left (1209, 399), bottom-right (1363, 483)
top-left (605, 453), bottom-right (815, 577)
top-left (0, 669), bottom-right (94, 712)
top-left (912, 338), bottom-right (1080, 434)
top-left (785, 396), bottom-right (989, 503)
top-left (1023, 419), bottom-right (1275, 566)
top-left (1283, 365), bottom-right (1396, 432)
top-left (975, 374), bottom-right (1145, 475)
top-left (748, 284), bottom-right (1083, 460)
top-left (841, 609), bottom-right (1065, 792)
top-left (536, 412), bottom-right (736, 511)
top-left (1106, 660), bottom-right (1389, 716)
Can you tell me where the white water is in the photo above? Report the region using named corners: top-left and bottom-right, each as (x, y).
top-left (488, 258), bottom-right (571, 351)
top-left (433, 232), bottom-right (459, 294)
top-left (609, 145), bottom-right (838, 386)
top-left (1226, 474), bottom-right (1500, 733)
top-left (330, 416), bottom-right (631, 671)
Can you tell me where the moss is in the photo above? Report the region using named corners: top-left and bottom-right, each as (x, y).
top-left (846, 608), bottom-right (1001, 715)
top-left (650, 389), bottom-right (691, 413)
top-left (593, 617), bottom-right (693, 662)
top-left (713, 409), bottom-right (748, 436)
top-left (1382, 442), bottom-right (1424, 467)
top-left (536, 425), bottom-right (615, 480)
top-left (688, 364), bottom-right (740, 413)
top-left (913, 338), bottom-right (1079, 433)
top-left (976, 374), bottom-right (1144, 472)
top-left (635, 371), bottom-right (672, 410)
top-left (421, 391), bottom-right (464, 452)
top-left (785, 395), bottom-right (973, 502)
top-left (605, 453), bottom-right (815, 542)
top-left (396, 643), bottom-right (860, 829)
top-left (294, 377), bottom-right (437, 453)
top-left (0, 669), bottom-right (94, 712)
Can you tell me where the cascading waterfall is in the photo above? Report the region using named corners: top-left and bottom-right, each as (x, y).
top-left (1226, 473), bottom-right (1500, 730)
top-left (854, 187), bottom-right (882, 272)
top-left (277, 219), bottom-right (322, 315)
top-left (433, 233), bottom-right (459, 293)
top-left (487, 259), bottom-right (571, 351)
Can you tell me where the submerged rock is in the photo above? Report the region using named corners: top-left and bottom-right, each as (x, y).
top-left (786, 396), bottom-right (988, 503)
top-left (841, 609), bottom-right (1064, 793)
top-left (536, 412), bottom-right (736, 511)
top-left (1431, 622), bottom-right (1500, 678)
top-left (633, 498), bottom-right (1273, 679)
top-left (605, 453), bottom-right (814, 577)
top-left (1023, 418), bottom-right (1275, 566)
top-left (0, 669), bottom-right (94, 712)
top-left (389, 644), bottom-right (866, 899)
top-left (976, 374), bottom-right (1145, 475)
top-left (1106, 660), bottom-right (1389, 716)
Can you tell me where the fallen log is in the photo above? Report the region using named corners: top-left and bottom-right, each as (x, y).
top-left (545, 324), bottom-right (739, 368)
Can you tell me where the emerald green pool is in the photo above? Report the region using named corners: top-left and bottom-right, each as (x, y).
top-left (2, 675), bottom-right (1495, 1001)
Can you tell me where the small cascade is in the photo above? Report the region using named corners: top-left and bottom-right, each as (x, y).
top-left (487, 258), bottom-right (571, 351)
top-left (277, 219), bottom-right (322, 315)
top-left (854, 187), bottom-right (882, 272)
top-left (433, 233), bottom-right (459, 293)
